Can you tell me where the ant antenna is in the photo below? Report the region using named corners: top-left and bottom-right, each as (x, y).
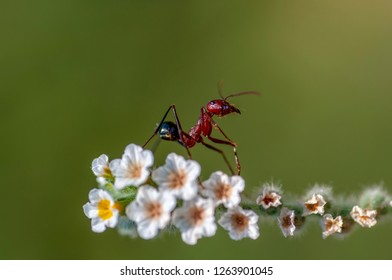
top-left (217, 80), bottom-right (225, 99)
top-left (217, 80), bottom-right (260, 100)
top-left (224, 91), bottom-right (260, 100)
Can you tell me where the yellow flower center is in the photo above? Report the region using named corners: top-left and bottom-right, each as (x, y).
top-left (113, 202), bottom-right (123, 212)
top-left (98, 199), bottom-right (113, 220)
top-left (102, 166), bottom-right (113, 179)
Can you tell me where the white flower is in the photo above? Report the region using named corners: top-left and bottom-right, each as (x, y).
top-left (92, 154), bottom-right (112, 185)
top-left (126, 185), bottom-right (176, 239)
top-left (218, 206), bottom-right (259, 240)
top-left (152, 153), bottom-right (200, 201)
top-left (110, 144), bottom-right (154, 189)
top-left (350, 205), bottom-right (377, 228)
top-left (303, 194), bottom-right (326, 216)
top-left (202, 171), bottom-right (244, 208)
top-left (83, 189), bottom-right (121, 233)
top-left (256, 183), bottom-right (282, 209)
top-left (278, 207), bottom-right (296, 237)
top-left (172, 197), bottom-right (217, 245)
top-left (321, 214), bottom-right (343, 239)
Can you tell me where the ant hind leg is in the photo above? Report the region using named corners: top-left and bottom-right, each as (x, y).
top-left (199, 138), bottom-right (235, 175)
top-left (206, 121), bottom-right (241, 175)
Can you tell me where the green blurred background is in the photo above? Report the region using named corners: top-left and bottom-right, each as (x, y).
top-left (1, 0), bottom-right (392, 259)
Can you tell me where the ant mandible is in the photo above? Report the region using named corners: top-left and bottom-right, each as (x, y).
top-left (143, 81), bottom-right (259, 175)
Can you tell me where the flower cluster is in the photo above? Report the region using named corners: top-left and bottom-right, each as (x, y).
top-left (83, 144), bottom-right (258, 245)
top-left (84, 144), bottom-right (392, 243)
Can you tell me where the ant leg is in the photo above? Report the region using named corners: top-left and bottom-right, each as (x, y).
top-left (169, 105), bottom-right (194, 160)
top-left (206, 121), bottom-right (241, 175)
top-left (207, 135), bottom-right (240, 175)
top-left (210, 119), bottom-right (237, 146)
top-left (143, 105), bottom-right (173, 148)
top-left (199, 138), bottom-right (235, 175)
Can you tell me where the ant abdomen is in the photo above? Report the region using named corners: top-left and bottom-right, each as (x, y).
top-left (159, 121), bottom-right (180, 141)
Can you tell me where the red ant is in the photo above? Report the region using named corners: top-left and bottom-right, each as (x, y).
top-left (143, 82), bottom-right (259, 175)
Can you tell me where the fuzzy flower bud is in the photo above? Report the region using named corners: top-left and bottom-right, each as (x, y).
top-left (321, 214), bottom-right (343, 239)
top-left (303, 194), bottom-right (326, 216)
top-left (278, 207), bottom-right (296, 237)
top-left (350, 205), bottom-right (377, 228)
top-left (256, 182), bottom-right (282, 209)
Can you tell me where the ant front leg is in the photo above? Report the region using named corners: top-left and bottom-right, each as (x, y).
top-left (143, 106), bottom-right (172, 148)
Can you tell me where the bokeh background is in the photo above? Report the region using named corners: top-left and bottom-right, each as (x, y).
top-left (1, 0), bottom-right (392, 259)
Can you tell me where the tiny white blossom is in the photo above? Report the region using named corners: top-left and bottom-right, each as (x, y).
top-left (172, 197), bottom-right (217, 245)
top-left (83, 189), bottom-right (121, 233)
top-left (218, 206), bottom-right (259, 240)
top-left (256, 183), bottom-right (282, 209)
top-left (110, 144), bottom-right (154, 189)
top-left (92, 154), bottom-right (112, 185)
top-left (126, 185), bottom-right (176, 239)
top-left (350, 205), bottom-right (377, 228)
top-left (303, 194), bottom-right (326, 216)
top-left (321, 214), bottom-right (343, 239)
top-left (202, 171), bottom-right (244, 208)
top-left (278, 207), bottom-right (296, 237)
top-left (152, 153), bottom-right (200, 201)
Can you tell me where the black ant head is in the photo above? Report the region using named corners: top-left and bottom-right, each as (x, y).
top-left (158, 121), bottom-right (180, 141)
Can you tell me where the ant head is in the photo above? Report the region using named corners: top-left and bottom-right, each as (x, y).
top-left (206, 91), bottom-right (260, 117)
top-left (206, 99), bottom-right (241, 117)
top-left (158, 121), bottom-right (180, 141)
